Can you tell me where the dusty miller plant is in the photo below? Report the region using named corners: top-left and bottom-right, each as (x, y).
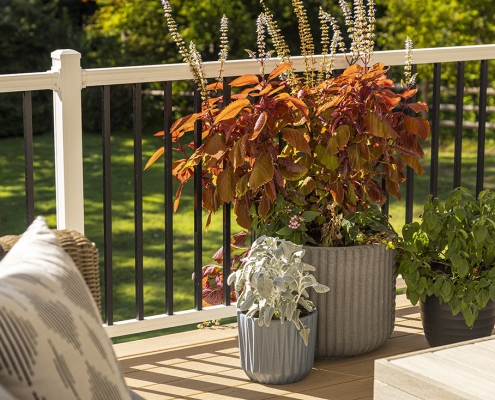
top-left (227, 236), bottom-right (330, 345)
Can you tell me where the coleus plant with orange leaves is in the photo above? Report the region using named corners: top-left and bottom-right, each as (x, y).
top-left (146, 60), bottom-right (308, 232)
top-left (147, 0), bottom-right (430, 305)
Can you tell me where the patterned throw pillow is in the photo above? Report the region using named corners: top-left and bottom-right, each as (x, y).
top-left (0, 217), bottom-right (133, 400)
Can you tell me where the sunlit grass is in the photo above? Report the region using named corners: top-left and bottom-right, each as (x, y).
top-left (0, 132), bottom-right (237, 331)
top-left (388, 138), bottom-right (495, 234)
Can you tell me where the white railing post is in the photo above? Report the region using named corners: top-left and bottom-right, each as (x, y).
top-left (51, 49), bottom-right (85, 234)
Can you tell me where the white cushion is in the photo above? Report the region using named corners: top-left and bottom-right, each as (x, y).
top-left (0, 217), bottom-right (132, 400)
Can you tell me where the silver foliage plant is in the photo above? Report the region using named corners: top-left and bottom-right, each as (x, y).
top-left (227, 236), bottom-right (330, 345)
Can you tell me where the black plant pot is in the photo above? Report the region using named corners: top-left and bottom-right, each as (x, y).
top-left (420, 295), bottom-right (495, 347)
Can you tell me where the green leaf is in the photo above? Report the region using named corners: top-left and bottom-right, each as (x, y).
top-left (451, 253), bottom-right (469, 278)
top-left (301, 211), bottom-right (320, 222)
top-left (476, 290), bottom-right (489, 308)
top-left (276, 226), bottom-right (294, 236)
top-left (406, 289), bottom-right (419, 305)
top-left (461, 305), bottom-right (475, 328)
top-left (475, 225), bottom-right (488, 246)
top-left (424, 211), bottom-right (438, 230)
top-left (440, 280), bottom-right (452, 299)
top-left (453, 205), bottom-right (466, 222)
top-left (335, 125), bottom-right (351, 149)
top-left (315, 144), bottom-right (339, 170)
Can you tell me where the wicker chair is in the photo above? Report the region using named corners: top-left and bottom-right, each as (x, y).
top-left (0, 229), bottom-right (101, 313)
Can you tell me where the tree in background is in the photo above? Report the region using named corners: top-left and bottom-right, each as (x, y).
top-left (0, 0), bottom-right (97, 136)
top-left (376, 0), bottom-right (495, 139)
top-left (81, 0), bottom-right (343, 132)
top-left (376, 0), bottom-right (495, 49)
top-left (84, 0), bottom-right (345, 67)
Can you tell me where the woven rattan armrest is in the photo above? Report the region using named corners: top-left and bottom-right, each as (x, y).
top-left (0, 229), bottom-right (101, 313)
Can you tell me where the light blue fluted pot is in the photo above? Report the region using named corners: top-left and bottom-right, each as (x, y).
top-left (237, 309), bottom-right (317, 385)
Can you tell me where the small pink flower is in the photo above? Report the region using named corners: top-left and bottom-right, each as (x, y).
top-left (289, 215), bottom-right (302, 230)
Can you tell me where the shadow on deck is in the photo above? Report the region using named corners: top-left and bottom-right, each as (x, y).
top-left (114, 295), bottom-right (428, 399)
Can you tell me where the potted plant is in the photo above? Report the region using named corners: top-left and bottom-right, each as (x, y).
top-left (227, 235), bottom-right (329, 384)
top-left (146, 0), bottom-right (430, 358)
top-left (397, 187), bottom-right (495, 347)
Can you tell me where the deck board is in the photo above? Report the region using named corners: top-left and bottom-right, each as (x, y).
top-left (117, 294), bottom-right (430, 399)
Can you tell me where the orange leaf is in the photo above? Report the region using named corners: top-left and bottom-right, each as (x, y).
top-left (144, 147), bottom-right (164, 169)
top-left (267, 62), bottom-right (293, 81)
top-left (231, 231), bottom-right (249, 247)
top-left (342, 64), bottom-right (361, 76)
top-left (206, 81), bottom-right (223, 90)
top-left (299, 176), bottom-right (315, 195)
top-left (202, 185), bottom-right (218, 212)
top-left (402, 154), bottom-right (425, 176)
top-left (251, 112), bottom-right (267, 140)
top-left (401, 89), bottom-right (418, 99)
top-left (205, 211), bottom-right (213, 233)
top-left (229, 74), bottom-right (259, 87)
top-left (234, 199), bottom-right (253, 230)
top-left (408, 101), bottom-right (429, 114)
top-left (214, 99), bottom-right (250, 125)
top-left (251, 83), bottom-right (273, 97)
top-left (364, 111), bottom-right (396, 139)
top-left (330, 183), bottom-right (344, 205)
top-left (216, 166), bottom-right (236, 203)
top-left (174, 182), bottom-right (185, 212)
top-left (203, 133), bottom-right (228, 158)
top-left (282, 128), bottom-right (311, 153)
top-left (170, 113), bottom-right (201, 135)
top-left (283, 96), bottom-right (309, 118)
top-left (248, 152), bottom-right (274, 192)
top-left (404, 115), bottom-right (430, 141)
top-left (317, 95), bottom-right (342, 114)
top-left (231, 87), bottom-right (257, 99)
top-left (258, 194), bottom-right (271, 218)
top-left (231, 135), bottom-right (248, 169)
top-left (264, 180), bottom-right (277, 201)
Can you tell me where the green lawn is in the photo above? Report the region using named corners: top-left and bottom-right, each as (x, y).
top-left (1, 132), bottom-right (495, 342)
top-left (0, 131), bottom-right (238, 342)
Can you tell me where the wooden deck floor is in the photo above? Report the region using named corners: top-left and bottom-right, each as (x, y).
top-left (114, 294), bottom-right (429, 399)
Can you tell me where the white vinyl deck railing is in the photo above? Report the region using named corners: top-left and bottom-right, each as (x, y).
top-left (1, 44), bottom-right (495, 337)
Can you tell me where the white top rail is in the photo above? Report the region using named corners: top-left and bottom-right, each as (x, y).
top-left (1, 45), bottom-right (494, 94)
top-left (0, 71), bottom-right (56, 93)
top-left (83, 44), bottom-right (495, 87)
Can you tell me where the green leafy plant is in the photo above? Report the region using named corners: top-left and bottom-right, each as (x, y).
top-left (227, 235), bottom-right (330, 345)
top-left (397, 187), bottom-right (495, 327)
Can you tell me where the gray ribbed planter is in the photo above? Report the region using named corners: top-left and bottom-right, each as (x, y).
top-left (304, 244), bottom-right (396, 358)
top-left (237, 309), bottom-right (317, 384)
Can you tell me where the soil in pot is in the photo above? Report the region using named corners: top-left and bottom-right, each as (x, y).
top-left (420, 295), bottom-right (495, 347)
